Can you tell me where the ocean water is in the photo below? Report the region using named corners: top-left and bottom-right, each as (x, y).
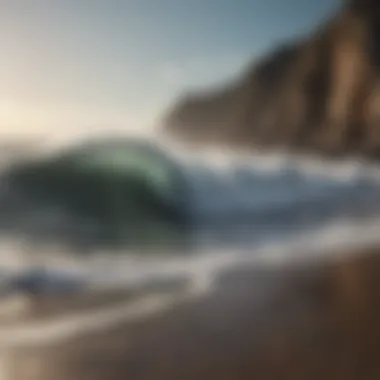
top-left (2, 137), bottom-right (380, 294)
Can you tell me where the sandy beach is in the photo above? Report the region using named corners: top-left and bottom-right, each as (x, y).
top-left (1, 246), bottom-right (380, 380)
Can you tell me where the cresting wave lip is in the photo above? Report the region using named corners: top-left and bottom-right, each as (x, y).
top-left (167, 146), bottom-right (380, 183)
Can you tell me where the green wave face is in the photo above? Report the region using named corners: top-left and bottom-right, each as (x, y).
top-left (74, 144), bottom-right (178, 202)
top-left (3, 140), bottom-right (191, 251)
top-left (67, 142), bottom-right (189, 249)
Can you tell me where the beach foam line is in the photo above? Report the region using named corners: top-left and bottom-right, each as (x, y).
top-left (1, 215), bottom-right (380, 350)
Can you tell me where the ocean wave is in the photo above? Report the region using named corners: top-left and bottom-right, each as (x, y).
top-left (1, 136), bottom-right (380, 294)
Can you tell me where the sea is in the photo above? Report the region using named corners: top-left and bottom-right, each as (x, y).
top-left (2, 133), bottom-right (380, 297)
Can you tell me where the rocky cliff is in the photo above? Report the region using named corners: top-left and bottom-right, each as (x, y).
top-left (163, 0), bottom-right (380, 157)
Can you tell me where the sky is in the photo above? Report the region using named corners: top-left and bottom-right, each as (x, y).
top-left (0, 0), bottom-right (342, 139)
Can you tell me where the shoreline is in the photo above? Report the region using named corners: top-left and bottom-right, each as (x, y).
top-left (2, 245), bottom-right (380, 379)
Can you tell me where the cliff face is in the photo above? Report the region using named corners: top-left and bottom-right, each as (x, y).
top-left (163, 0), bottom-right (380, 157)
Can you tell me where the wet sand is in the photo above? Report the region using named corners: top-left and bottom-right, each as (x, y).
top-left (0, 277), bottom-right (189, 325)
top-left (3, 247), bottom-right (380, 379)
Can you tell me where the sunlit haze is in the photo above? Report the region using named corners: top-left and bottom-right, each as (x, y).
top-left (0, 0), bottom-right (341, 139)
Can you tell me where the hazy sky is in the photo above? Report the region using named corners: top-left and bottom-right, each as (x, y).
top-left (0, 0), bottom-right (342, 138)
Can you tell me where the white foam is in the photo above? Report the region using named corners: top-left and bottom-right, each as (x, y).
top-left (1, 215), bottom-right (380, 349)
top-left (6, 213), bottom-right (376, 292)
top-left (160, 137), bottom-right (380, 183)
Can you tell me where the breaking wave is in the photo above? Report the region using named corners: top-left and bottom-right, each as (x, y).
top-left (2, 135), bottom-right (380, 293)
